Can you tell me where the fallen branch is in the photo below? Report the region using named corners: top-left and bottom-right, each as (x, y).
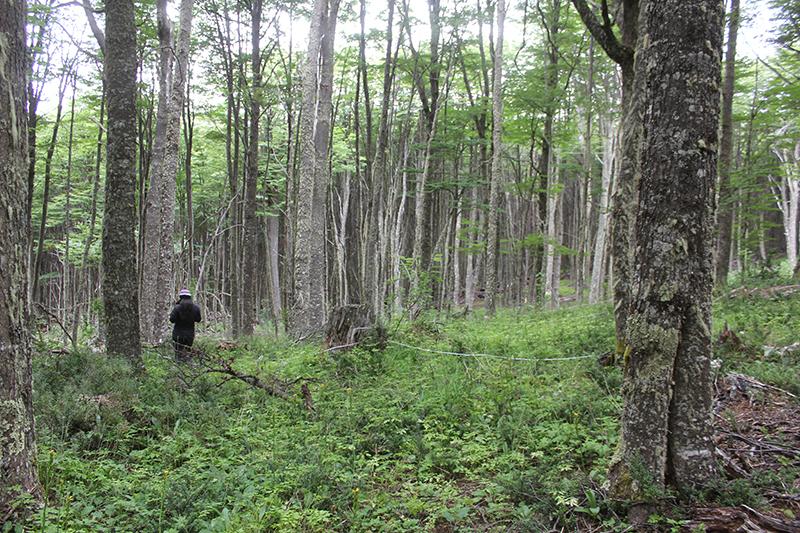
top-left (688, 506), bottom-right (800, 533)
top-left (719, 429), bottom-right (800, 458)
top-left (199, 360), bottom-right (290, 399)
top-left (173, 347), bottom-right (316, 409)
top-left (728, 284), bottom-right (800, 299)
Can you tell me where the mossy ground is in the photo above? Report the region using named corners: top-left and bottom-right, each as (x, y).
top-left (10, 281), bottom-right (800, 532)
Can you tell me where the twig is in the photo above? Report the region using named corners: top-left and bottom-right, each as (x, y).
top-left (36, 303), bottom-right (74, 345)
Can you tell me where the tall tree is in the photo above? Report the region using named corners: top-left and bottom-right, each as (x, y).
top-left (141, 0), bottom-right (195, 344)
top-left (242, 0), bottom-right (262, 335)
top-left (291, 0), bottom-right (341, 338)
top-left (103, 0), bottom-right (142, 362)
top-left (715, 0), bottom-right (741, 283)
top-left (485, 0), bottom-right (506, 314)
top-left (0, 0), bottom-right (41, 513)
top-left (608, 0), bottom-right (723, 500)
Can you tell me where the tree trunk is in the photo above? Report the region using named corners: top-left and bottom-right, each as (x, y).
top-left (0, 0), bottom-right (41, 513)
top-left (715, 0), bottom-right (740, 284)
top-left (32, 66), bottom-right (70, 300)
top-left (291, 0), bottom-right (341, 338)
top-left (571, 0), bottom-right (640, 352)
top-left (103, 0), bottom-right (142, 363)
top-left (242, 0), bottom-right (262, 335)
top-left (589, 118), bottom-right (616, 303)
top-left (608, 0), bottom-right (722, 499)
top-left (140, 0), bottom-right (174, 343)
top-left (485, 0), bottom-right (505, 315)
top-left (72, 84), bottom-right (105, 346)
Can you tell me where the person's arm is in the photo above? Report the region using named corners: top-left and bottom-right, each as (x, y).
top-left (169, 305), bottom-right (178, 323)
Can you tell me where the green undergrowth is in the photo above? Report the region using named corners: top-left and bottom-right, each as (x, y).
top-left (13, 286), bottom-right (800, 532)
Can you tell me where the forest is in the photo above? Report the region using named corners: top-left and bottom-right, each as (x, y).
top-left (1, 0), bottom-right (799, 530)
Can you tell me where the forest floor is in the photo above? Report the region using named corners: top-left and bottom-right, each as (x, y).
top-left (17, 278), bottom-right (800, 532)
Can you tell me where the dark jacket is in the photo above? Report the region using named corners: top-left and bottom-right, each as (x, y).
top-left (170, 299), bottom-right (202, 339)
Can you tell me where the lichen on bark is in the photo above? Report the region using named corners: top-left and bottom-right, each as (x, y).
top-left (609, 0), bottom-right (723, 500)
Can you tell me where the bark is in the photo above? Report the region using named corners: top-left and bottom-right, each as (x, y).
top-left (64, 74), bottom-right (77, 338)
top-left (103, 0), bottom-right (142, 362)
top-left (578, 40), bottom-right (595, 302)
top-left (291, 0), bottom-right (341, 338)
top-left (0, 0), bottom-right (41, 513)
top-left (140, 0), bottom-right (174, 343)
top-left (715, 0), bottom-right (741, 284)
top-left (544, 148), bottom-right (559, 308)
top-left (183, 72), bottom-right (195, 281)
top-left (485, 0), bottom-right (505, 315)
top-left (242, 0), bottom-right (262, 335)
top-left (141, 0), bottom-right (194, 344)
top-left (608, 0), bottom-right (723, 497)
top-left (770, 143), bottom-right (800, 272)
top-left (572, 0), bottom-right (640, 352)
top-left (407, 0), bottom-right (442, 300)
top-left (589, 119), bottom-right (616, 303)
top-left (365, 0), bottom-right (397, 319)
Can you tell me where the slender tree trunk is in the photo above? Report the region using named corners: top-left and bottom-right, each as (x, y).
top-left (578, 40), bottom-right (595, 301)
top-left (589, 119), bottom-right (616, 303)
top-left (609, 0), bottom-right (722, 500)
top-left (485, 0), bottom-right (505, 315)
top-left (64, 73), bottom-right (77, 339)
top-left (32, 67), bottom-right (70, 300)
top-left (103, 0), bottom-right (142, 363)
top-left (715, 0), bottom-right (740, 284)
top-left (0, 0), bottom-right (41, 513)
top-left (242, 0), bottom-right (262, 335)
top-left (72, 84), bottom-right (105, 345)
top-left (183, 72), bottom-right (195, 281)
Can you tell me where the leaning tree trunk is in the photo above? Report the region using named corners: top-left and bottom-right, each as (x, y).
top-left (608, 0), bottom-right (723, 500)
top-left (102, 0), bottom-right (142, 363)
top-left (0, 0), bottom-right (41, 514)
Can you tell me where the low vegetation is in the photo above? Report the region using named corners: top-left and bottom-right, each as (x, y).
top-left (11, 279), bottom-right (800, 532)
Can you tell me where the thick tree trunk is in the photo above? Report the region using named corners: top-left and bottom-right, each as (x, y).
top-left (608, 0), bottom-right (722, 499)
top-left (291, 0), bottom-right (340, 338)
top-left (140, 0), bottom-right (174, 343)
top-left (485, 0), bottom-right (505, 315)
top-left (0, 0), bottom-right (41, 513)
top-left (103, 0), bottom-right (142, 362)
top-left (715, 0), bottom-right (740, 284)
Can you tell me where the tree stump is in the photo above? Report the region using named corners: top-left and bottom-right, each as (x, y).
top-left (325, 304), bottom-right (384, 351)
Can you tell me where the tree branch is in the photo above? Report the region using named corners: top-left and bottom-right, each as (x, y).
top-left (570, 0), bottom-right (632, 66)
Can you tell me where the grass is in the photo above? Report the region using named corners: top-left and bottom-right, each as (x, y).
top-left (12, 280), bottom-right (800, 532)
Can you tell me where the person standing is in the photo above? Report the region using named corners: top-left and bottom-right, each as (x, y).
top-left (169, 288), bottom-right (201, 361)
